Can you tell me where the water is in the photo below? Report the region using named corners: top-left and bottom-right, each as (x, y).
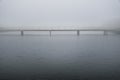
top-left (0, 35), bottom-right (120, 80)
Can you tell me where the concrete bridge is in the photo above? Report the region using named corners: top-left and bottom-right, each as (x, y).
top-left (0, 29), bottom-right (120, 36)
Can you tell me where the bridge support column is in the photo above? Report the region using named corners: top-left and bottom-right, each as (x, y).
top-left (77, 30), bottom-right (80, 36)
top-left (50, 31), bottom-right (52, 36)
top-left (104, 31), bottom-right (107, 35)
top-left (21, 30), bottom-right (24, 36)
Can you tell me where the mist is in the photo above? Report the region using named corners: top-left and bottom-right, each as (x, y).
top-left (1, 1), bottom-right (120, 80)
top-left (0, 0), bottom-right (120, 29)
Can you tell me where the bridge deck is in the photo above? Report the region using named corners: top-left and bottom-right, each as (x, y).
top-left (0, 29), bottom-right (120, 36)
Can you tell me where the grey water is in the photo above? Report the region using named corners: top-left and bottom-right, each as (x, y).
top-left (0, 35), bottom-right (120, 80)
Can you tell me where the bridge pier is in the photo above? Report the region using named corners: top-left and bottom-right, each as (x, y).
top-left (77, 30), bottom-right (80, 36)
top-left (50, 31), bottom-right (52, 36)
top-left (104, 31), bottom-right (107, 35)
top-left (21, 31), bottom-right (24, 36)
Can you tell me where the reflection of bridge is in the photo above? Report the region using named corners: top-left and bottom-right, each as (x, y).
top-left (0, 29), bottom-right (120, 36)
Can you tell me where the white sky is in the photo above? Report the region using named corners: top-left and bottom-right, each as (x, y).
top-left (0, 0), bottom-right (120, 29)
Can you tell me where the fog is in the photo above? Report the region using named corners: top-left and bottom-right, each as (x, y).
top-left (0, 0), bottom-right (120, 29)
top-left (1, 1), bottom-right (120, 80)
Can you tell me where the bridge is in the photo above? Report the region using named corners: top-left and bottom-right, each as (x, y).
top-left (0, 29), bottom-right (120, 36)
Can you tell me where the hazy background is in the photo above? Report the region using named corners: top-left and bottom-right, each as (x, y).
top-left (0, 0), bottom-right (120, 29)
top-left (1, 1), bottom-right (120, 80)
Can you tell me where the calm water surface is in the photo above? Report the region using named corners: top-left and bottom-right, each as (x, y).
top-left (0, 35), bottom-right (120, 80)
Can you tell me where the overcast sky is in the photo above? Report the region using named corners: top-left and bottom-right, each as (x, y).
top-left (0, 0), bottom-right (120, 29)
